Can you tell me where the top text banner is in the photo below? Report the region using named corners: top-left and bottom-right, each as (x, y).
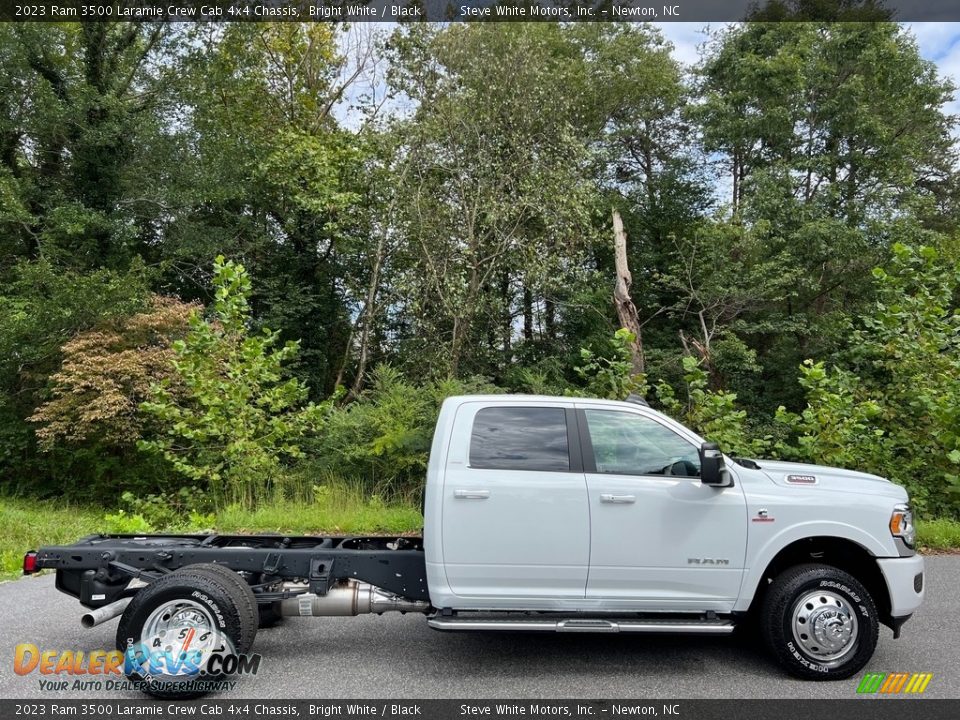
top-left (6, 0), bottom-right (960, 23)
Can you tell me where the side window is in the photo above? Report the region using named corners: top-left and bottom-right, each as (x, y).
top-left (469, 407), bottom-right (570, 472)
top-left (584, 410), bottom-right (700, 477)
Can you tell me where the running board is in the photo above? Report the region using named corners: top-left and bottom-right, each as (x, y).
top-left (427, 616), bottom-right (735, 634)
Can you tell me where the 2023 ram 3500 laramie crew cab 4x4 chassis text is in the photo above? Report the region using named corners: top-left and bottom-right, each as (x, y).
top-left (24, 395), bottom-right (925, 697)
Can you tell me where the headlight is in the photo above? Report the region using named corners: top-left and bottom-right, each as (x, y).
top-left (890, 505), bottom-right (915, 548)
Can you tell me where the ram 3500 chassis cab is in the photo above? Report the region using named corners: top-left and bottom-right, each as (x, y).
top-left (26, 395), bottom-right (924, 695)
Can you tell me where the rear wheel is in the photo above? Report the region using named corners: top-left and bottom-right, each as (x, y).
top-left (117, 564), bottom-right (258, 699)
top-left (760, 563), bottom-right (878, 680)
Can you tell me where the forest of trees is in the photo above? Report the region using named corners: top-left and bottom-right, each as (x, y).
top-left (2, 16), bottom-right (959, 519)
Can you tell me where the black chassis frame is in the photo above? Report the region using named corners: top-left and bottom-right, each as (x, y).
top-left (34, 533), bottom-right (429, 609)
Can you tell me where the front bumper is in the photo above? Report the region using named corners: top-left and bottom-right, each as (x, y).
top-left (877, 554), bottom-right (925, 618)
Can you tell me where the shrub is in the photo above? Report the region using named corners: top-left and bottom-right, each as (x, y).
top-left (30, 296), bottom-right (197, 448)
top-left (139, 257), bottom-right (333, 509)
top-left (573, 328), bottom-right (648, 400)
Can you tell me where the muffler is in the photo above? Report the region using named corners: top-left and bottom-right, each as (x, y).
top-left (81, 598), bottom-right (131, 629)
top-left (279, 581), bottom-right (429, 617)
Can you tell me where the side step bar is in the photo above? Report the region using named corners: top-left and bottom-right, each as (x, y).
top-left (428, 616), bottom-right (735, 634)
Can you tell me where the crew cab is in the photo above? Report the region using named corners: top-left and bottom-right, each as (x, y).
top-left (25, 395), bottom-right (925, 696)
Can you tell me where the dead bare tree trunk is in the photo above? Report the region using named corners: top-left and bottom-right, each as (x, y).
top-left (612, 208), bottom-right (645, 374)
top-left (348, 231), bottom-right (388, 399)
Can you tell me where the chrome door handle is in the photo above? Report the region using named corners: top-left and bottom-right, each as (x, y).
top-left (454, 489), bottom-right (490, 499)
top-left (600, 494), bottom-right (636, 504)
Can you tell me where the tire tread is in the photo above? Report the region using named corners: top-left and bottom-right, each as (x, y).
top-left (760, 562), bottom-right (878, 681)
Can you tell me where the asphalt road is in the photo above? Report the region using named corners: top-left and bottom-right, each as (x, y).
top-left (0, 557), bottom-right (956, 700)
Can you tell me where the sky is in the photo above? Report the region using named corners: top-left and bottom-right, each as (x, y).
top-left (334, 22), bottom-right (960, 130)
top-left (658, 22), bottom-right (960, 118)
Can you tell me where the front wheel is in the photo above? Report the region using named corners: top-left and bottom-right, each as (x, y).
top-left (760, 563), bottom-right (878, 680)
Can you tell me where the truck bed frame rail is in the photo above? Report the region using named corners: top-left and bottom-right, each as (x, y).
top-left (31, 533), bottom-right (429, 608)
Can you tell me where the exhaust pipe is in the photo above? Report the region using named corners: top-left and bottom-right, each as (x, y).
top-left (279, 581), bottom-right (429, 617)
top-left (81, 598), bottom-right (131, 629)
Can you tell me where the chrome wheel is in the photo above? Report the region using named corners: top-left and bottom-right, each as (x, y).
top-left (135, 599), bottom-right (222, 674)
top-left (791, 590), bottom-right (859, 667)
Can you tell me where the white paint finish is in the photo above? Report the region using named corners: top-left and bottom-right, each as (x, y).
top-left (877, 555), bottom-right (925, 617)
top-left (733, 464), bottom-right (905, 612)
top-left (425, 395), bottom-right (922, 624)
top-left (584, 473), bottom-right (747, 606)
top-left (578, 403), bottom-right (747, 607)
top-left (436, 399), bottom-right (590, 600)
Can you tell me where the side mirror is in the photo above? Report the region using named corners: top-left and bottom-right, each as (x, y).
top-left (699, 442), bottom-right (731, 487)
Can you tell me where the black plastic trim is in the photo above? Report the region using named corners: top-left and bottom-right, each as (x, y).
top-left (575, 408), bottom-right (597, 473)
top-left (565, 407), bottom-right (584, 474)
top-left (889, 613), bottom-right (913, 639)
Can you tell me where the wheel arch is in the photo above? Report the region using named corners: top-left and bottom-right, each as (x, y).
top-left (738, 536), bottom-right (893, 629)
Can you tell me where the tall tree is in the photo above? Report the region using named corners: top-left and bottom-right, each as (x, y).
top-left (0, 22), bottom-right (180, 270)
top-left (167, 24), bottom-right (371, 394)
top-left (387, 24), bottom-right (598, 378)
top-left (688, 20), bottom-right (958, 407)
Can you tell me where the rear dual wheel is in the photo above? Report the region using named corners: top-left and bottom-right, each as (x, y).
top-left (116, 564), bottom-right (259, 699)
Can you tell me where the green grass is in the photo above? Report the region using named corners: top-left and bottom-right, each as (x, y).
top-left (215, 500), bottom-right (422, 536)
top-left (0, 499), bottom-right (104, 580)
top-left (917, 518), bottom-right (960, 551)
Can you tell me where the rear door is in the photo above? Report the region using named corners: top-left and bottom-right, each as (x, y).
top-left (441, 402), bottom-right (590, 600)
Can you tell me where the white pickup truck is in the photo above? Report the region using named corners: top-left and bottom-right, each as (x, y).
top-left (27, 395), bottom-right (925, 696)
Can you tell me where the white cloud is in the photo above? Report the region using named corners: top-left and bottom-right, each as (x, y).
top-left (903, 22), bottom-right (960, 60)
top-left (656, 22), bottom-right (715, 67)
top-left (902, 23), bottom-right (960, 121)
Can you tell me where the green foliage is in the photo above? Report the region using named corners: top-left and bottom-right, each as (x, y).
top-left (0, 499), bottom-right (104, 580)
top-left (655, 356), bottom-right (771, 457)
top-left (0, 261), bottom-right (152, 493)
top-left (574, 329), bottom-right (649, 400)
top-left (2, 19), bottom-right (960, 532)
top-left (916, 518), bottom-right (960, 551)
top-left (215, 475), bottom-right (423, 536)
top-left (139, 257), bottom-right (332, 508)
top-left (776, 244), bottom-right (960, 516)
top-left (114, 487), bottom-right (213, 531)
top-left (101, 509), bottom-right (156, 535)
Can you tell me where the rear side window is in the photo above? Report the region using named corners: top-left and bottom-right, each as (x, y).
top-left (469, 407), bottom-right (570, 472)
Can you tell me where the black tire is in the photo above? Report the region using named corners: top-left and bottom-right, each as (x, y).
top-left (187, 563), bottom-right (259, 651)
top-left (116, 564), bottom-right (258, 699)
top-left (760, 563), bottom-right (878, 680)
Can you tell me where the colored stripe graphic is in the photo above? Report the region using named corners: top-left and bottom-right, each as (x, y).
top-left (889, 673), bottom-right (909, 693)
top-left (856, 672), bottom-right (932, 694)
top-left (857, 673), bottom-right (886, 693)
top-left (879, 673), bottom-right (900, 693)
top-left (913, 673), bottom-right (933, 694)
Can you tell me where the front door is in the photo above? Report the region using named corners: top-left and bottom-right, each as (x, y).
top-left (579, 406), bottom-right (748, 610)
top-left (441, 402), bottom-right (590, 600)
